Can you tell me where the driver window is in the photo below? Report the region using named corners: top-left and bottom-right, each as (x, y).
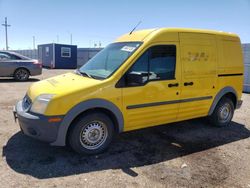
top-left (127, 50), bottom-right (149, 84)
top-left (126, 45), bottom-right (176, 86)
top-left (149, 45), bottom-right (176, 80)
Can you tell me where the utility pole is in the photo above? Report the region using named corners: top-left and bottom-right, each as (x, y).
top-left (67, 31), bottom-right (72, 45)
top-left (33, 36), bottom-right (36, 49)
top-left (1, 17), bottom-right (11, 50)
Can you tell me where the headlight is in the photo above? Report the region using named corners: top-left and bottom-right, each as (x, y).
top-left (30, 94), bottom-right (55, 114)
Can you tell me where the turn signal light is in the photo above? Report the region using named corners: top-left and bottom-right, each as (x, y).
top-left (48, 117), bottom-right (62, 123)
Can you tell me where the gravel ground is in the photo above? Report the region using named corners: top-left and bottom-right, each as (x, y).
top-left (0, 69), bottom-right (250, 188)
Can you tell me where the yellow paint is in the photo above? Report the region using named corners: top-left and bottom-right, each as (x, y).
top-left (26, 28), bottom-right (243, 131)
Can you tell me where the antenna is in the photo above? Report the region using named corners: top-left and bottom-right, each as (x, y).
top-left (129, 21), bottom-right (142, 35)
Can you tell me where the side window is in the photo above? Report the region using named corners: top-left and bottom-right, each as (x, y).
top-left (127, 50), bottom-right (149, 84)
top-left (9, 54), bottom-right (21, 60)
top-left (149, 45), bottom-right (176, 80)
top-left (0, 53), bottom-right (11, 61)
top-left (125, 45), bottom-right (176, 86)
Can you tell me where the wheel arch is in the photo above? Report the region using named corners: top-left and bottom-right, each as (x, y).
top-left (50, 98), bottom-right (124, 146)
top-left (208, 86), bottom-right (238, 115)
top-left (14, 67), bottom-right (30, 75)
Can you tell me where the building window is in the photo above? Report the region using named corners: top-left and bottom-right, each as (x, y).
top-left (45, 46), bottom-right (49, 56)
top-left (61, 47), bottom-right (71, 58)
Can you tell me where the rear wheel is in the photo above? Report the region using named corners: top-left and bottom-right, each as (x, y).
top-left (209, 97), bottom-right (234, 127)
top-left (68, 112), bottom-right (114, 155)
top-left (14, 68), bottom-right (30, 81)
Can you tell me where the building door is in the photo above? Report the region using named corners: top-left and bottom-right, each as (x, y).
top-left (38, 46), bottom-right (43, 65)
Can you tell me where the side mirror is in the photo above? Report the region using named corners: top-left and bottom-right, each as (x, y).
top-left (126, 71), bottom-right (147, 86)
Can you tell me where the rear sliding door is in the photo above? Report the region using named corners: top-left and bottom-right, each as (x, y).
top-left (178, 33), bottom-right (217, 121)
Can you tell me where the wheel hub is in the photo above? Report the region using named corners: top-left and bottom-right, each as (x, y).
top-left (88, 129), bottom-right (101, 142)
top-left (80, 121), bottom-right (108, 150)
top-left (219, 103), bottom-right (231, 122)
top-left (16, 69), bottom-right (28, 80)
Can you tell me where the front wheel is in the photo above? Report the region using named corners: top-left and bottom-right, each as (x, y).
top-left (68, 112), bottom-right (114, 155)
top-left (209, 97), bottom-right (234, 127)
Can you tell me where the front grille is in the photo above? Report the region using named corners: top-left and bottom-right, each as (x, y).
top-left (22, 95), bottom-right (32, 111)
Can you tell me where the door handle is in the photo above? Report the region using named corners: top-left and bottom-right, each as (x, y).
top-left (184, 82), bottom-right (194, 86)
top-left (168, 83), bottom-right (179, 87)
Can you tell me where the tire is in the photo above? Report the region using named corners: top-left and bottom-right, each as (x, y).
top-left (14, 68), bottom-right (30, 81)
top-left (209, 97), bottom-right (234, 127)
top-left (68, 112), bottom-right (114, 155)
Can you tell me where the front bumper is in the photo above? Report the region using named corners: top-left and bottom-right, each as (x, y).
top-left (13, 101), bottom-right (63, 143)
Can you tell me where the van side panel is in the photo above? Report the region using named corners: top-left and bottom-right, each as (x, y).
top-left (178, 33), bottom-right (217, 121)
top-left (217, 35), bottom-right (244, 100)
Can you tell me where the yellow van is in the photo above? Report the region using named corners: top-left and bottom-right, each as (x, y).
top-left (14, 28), bottom-right (244, 154)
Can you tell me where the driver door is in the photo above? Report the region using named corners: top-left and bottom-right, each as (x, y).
top-left (120, 43), bottom-right (181, 131)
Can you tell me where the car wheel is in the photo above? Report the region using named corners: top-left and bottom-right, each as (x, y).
top-left (14, 68), bottom-right (30, 81)
top-left (68, 112), bottom-right (114, 155)
top-left (209, 97), bottom-right (234, 127)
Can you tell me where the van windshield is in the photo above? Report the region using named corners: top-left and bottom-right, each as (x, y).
top-left (79, 42), bottom-right (142, 79)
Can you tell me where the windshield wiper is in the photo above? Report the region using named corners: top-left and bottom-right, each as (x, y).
top-left (75, 69), bottom-right (93, 79)
top-left (80, 71), bottom-right (93, 79)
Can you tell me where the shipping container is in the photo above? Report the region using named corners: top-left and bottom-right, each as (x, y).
top-left (38, 43), bottom-right (77, 69)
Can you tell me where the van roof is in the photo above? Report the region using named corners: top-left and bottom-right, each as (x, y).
top-left (116, 28), bottom-right (239, 42)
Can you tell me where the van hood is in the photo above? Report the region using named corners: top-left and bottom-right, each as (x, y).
top-left (27, 72), bottom-right (102, 101)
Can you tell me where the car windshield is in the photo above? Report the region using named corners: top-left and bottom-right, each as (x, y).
top-left (79, 42), bottom-right (142, 79)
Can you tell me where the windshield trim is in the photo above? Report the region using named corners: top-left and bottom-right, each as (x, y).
top-left (79, 41), bottom-right (143, 80)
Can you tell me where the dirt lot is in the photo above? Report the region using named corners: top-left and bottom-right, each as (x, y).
top-left (0, 69), bottom-right (250, 188)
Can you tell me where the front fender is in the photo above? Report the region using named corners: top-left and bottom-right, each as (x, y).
top-left (50, 98), bottom-right (124, 146)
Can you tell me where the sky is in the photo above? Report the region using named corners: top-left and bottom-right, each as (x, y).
top-left (0, 0), bottom-right (250, 50)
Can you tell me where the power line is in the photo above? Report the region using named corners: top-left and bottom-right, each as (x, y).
top-left (1, 17), bottom-right (11, 50)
